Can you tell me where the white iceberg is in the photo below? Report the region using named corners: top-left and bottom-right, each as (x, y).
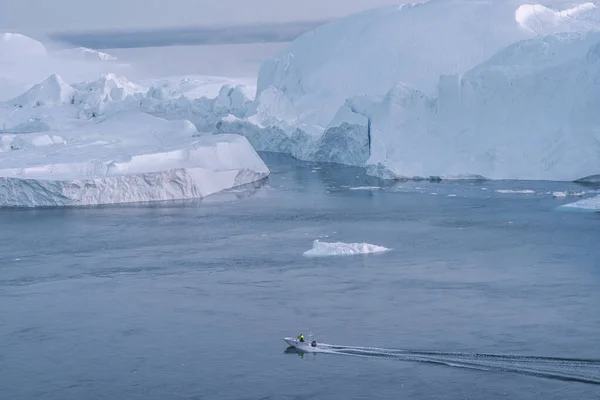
top-left (560, 194), bottom-right (600, 211)
top-left (141, 75), bottom-right (257, 101)
top-left (255, 0), bottom-right (600, 129)
top-left (303, 239), bottom-right (391, 257)
top-left (0, 74), bottom-right (269, 208)
top-left (362, 31), bottom-right (600, 181)
top-left (233, 0), bottom-right (600, 182)
top-left (495, 190), bottom-right (536, 194)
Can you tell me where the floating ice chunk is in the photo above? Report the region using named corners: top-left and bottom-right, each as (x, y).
top-left (495, 189), bottom-right (536, 194)
top-left (303, 239), bottom-right (391, 257)
top-left (560, 194), bottom-right (600, 211)
top-left (349, 186), bottom-right (383, 191)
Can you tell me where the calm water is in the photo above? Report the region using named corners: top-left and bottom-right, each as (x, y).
top-left (1, 154), bottom-right (599, 400)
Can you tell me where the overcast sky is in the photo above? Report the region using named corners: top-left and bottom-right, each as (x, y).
top-left (1, 0), bottom-right (408, 34)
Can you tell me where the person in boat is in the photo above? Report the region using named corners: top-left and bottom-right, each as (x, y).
top-left (298, 334), bottom-right (304, 342)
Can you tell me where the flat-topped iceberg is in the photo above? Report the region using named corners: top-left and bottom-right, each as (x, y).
top-left (0, 75), bottom-right (269, 207)
top-left (255, 0), bottom-right (600, 129)
top-left (303, 239), bottom-right (391, 257)
top-left (226, 0), bottom-right (600, 182)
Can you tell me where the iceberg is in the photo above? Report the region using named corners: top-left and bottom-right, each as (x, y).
top-left (363, 31), bottom-right (600, 181)
top-left (495, 190), bottom-right (536, 194)
top-left (303, 239), bottom-right (391, 257)
top-left (255, 0), bottom-right (600, 129)
top-left (560, 194), bottom-right (600, 211)
top-left (141, 75), bottom-right (257, 101)
top-left (234, 0), bottom-right (600, 181)
top-left (0, 75), bottom-right (269, 208)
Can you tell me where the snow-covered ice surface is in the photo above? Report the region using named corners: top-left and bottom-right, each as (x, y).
top-left (139, 75), bottom-right (257, 101)
top-left (0, 31), bottom-right (273, 207)
top-left (0, 73), bottom-right (269, 207)
top-left (255, 0), bottom-right (600, 128)
top-left (303, 239), bottom-right (391, 257)
top-left (219, 0), bottom-right (600, 182)
top-left (5, 1), bottom-right (600, 209)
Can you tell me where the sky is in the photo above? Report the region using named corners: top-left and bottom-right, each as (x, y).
top-left (0, 0), bottom-right (410, 34)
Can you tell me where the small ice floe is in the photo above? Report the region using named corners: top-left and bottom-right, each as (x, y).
top-left (349, 186), bottom-right (383, 191)
top-left (495, 189), bottom-right (535, 194)
top-left (303, 239), bottom-right (391, 257)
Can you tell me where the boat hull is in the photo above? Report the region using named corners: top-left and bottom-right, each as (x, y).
top-left (284, 337), bottom-right (320, 352)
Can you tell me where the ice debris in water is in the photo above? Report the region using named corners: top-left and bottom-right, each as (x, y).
top-left (303, 239), bottom-right (391, 257)
top-left (495, 189), bottom-right (536, 194)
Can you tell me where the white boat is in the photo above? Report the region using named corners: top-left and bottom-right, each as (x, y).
top-left (284, 333), bottom-right (320, 352)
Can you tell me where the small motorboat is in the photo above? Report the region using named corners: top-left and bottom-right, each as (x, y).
top-left (284, 333), bottom-right (319, 352)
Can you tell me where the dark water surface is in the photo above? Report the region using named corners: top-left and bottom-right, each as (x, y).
top-left (1, 154), bottom-right (599, 399)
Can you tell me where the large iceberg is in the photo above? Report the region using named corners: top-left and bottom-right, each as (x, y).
top-left (0, 75), bottom-right (269, 208)
top-left (363, 31), bottom-right (600, 180)
top-left (255, 0), bottom-right (600, 129)
top-left (233, 0), bottom-right (600, 181)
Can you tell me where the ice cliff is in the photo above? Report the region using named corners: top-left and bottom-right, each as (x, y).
top-left (0, 73), bottom-right (269, 207)
top-left (230, 0), bottom-right (600, 181)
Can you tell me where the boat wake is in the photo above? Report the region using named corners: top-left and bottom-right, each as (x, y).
top-left (309, 343), bottom-right (600, 385)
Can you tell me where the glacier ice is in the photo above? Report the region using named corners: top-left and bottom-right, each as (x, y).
top-left (0, 33), bottom-right (272, 208)
top-left (230, 0), bottom-right (600, 181)
top-left (141, 75), bottom-right (257, 101)
top-left (6, 0), bottom-right (600, 199)
top-left (255, 0), bottom-right (600, 130)
top-left (10, 74), bottom-right (77, 108)
top-left (0, 74), bottom-right (269, 208)
top-left (362, 31), bottom-right (600, 181)
top-left (303, 239), bottom-right (391, 257)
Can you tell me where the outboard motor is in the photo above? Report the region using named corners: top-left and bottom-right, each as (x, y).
top-left (311, 340), bottom-right (317, 347)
